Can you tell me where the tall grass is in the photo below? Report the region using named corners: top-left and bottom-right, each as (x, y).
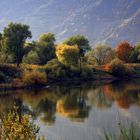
top-left (103, 122), bottom-right (140, 140)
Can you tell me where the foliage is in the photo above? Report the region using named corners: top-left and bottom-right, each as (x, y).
top-left (109, 58), bottom-right (126, 77)
top-left (1, 108), bottom-right (39, 140)
top-left (23, 42), bottom-right (35, 56)
top-left (124, 65), bottom-right (135, 76)
top-left (22, 69), bottom-right (46, 86)
top-left (45, 58), bottom-right (94, 80)
top-left (39, 32), bottom-right (55, 43)
top-left (91, 43), bottom-right (115, 66)
top-left (103, 122), bottom-right (139, 140)
top-left (64, 35), bottom-right (90, 56)
top-left (36, 41), bottom-right (56, 65)
top-left (0, 64), bottom-right (21, 78)
top-left (130, 43), bottom-right (140, 63)
top-left (23, 33), bottom-right (56, 65)
top-left (84, 51), bottom-right (97, 66)
top-left (0, 72), bottom-right (6, 83)
top-left (0, 51), bottom-right (14, 64)
top-left (56, 44), bottom-right (79, 66)
top-left (3, 22), bottom-right (32, 66)
top-left (115, 41), bottom-right (133, 63)
top-left (23, 50), bottom-right (41, 64)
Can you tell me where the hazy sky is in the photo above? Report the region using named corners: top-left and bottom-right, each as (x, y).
top-left (0, 0), bottom-right (140, 46)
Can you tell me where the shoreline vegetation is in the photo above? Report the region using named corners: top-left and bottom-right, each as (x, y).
top-left (0, 63), bottom-right (140, 92)
top-left (0, 22), bottom-right (140, 92)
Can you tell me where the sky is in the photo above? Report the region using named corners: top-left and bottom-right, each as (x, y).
top-left (0, 0), bottom-right (140, 46)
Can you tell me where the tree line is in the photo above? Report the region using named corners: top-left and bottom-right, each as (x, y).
top-left (0, 22), bottom-right (140, 67)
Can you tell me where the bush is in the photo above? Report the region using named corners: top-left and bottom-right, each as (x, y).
top-left (124, 65), bottom-right (135, 76)
top-left (0, 64), bottom-right (21, 78)
top-left (45, 59), bottom-right (94, 80)
top-left (45, 59), bottom-right (62, 72)
top-left (109, 59), bottom-right (126, 77)
top-left (22, 70), bottom-right (46, 86)
top-left (81, 67), bottom-right (93, 78)
top-left (0, 72), bottom-right (7, 83)
top-left (2, 108), bottom-right (39, 139)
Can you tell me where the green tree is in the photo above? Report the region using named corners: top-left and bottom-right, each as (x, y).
top-left (22, 50), bottom-right (40, 64)
top-left (64, 35), bottom-right (90, 72)
top-left (130, 43), bottom-right (140, 63)
top-left (36, 42), bottom-right (56, 65)
top-left (0, 33), bottom-right (2, 47)
top-left (23, 42), bottom-right (35, 55)
top-left (29, 33), bottom-right (56, 65)
top-left (3, 22), bottom-right (32, 66)
top-left (39, 32), bottom-right (55, 43)
top-left (0, 32), bottom-right (14, 63)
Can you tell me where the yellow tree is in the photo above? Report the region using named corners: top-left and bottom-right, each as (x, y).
top-left (56, 44), bottom-right (79, 67)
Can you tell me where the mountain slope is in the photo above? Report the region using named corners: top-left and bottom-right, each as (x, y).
top-left (0, 0), bottom-right (140, 46)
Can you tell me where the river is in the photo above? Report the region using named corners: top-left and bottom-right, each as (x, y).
top-left (0, 80), bottom-right (140, 140)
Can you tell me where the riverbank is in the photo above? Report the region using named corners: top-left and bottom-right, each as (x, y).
top-left (0, 75), bottom-right (116, 92)
top-left (0, 63), bottom-right (140, 93)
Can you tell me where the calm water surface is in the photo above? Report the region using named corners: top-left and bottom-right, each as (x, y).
top-left (0, 80), bottom-right (140, 140)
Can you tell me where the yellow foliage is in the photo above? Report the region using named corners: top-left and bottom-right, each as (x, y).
top-left (56, 44), bottom-right (79, 66)
top-left (20, 64), bottom-right (44, 71)
top-left (22, 70), bottom-right (47, 86)
top-left (1, 108), bottom-right (39, 140)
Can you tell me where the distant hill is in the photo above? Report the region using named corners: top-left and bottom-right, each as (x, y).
top-left (0, 0), bottom-right (140, 46)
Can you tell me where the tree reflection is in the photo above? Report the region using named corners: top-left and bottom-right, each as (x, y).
top-left (0, 80), bottom-right (140, 125)
top-left (103, 80), bottom-right (140, 109)
top-left (56, 92), bottom-right (90, 122)
top-left (87, 88), bottom-right (113, 109)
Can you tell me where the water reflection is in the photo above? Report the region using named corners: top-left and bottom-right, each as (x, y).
top-left (0, 80), bottom-right (140, 139)
top-left (56, 92), bottom-right (90, 122)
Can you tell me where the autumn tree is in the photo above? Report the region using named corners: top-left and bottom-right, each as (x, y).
top-left (115, 41), bottom-right (133, 63)
top-left (3, 22), bottom-right (32, 66)
top-left (56, 44), bottom-right (79, 67)
top-left (91, 43), bottom-right (115, 67)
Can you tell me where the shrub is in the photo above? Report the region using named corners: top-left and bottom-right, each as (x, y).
top-left (109, 59), bottom-right (125, 77)
top-left (81, 67), bottom-right (93, 78)
top-left (45, 59), bottom-right (62, 72)
top-left (0, 72), bottom-right (7, 83)
top-left (55, 67), bottom-right (66, 78)
top-left (0, 64), bottom-right (21, 78)
top-left (22, 70), bottom-right (46, 86)
top-left (124, 65), bottom-right (135, 76)
top-left (2, 108), bottom-right (39, 140)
